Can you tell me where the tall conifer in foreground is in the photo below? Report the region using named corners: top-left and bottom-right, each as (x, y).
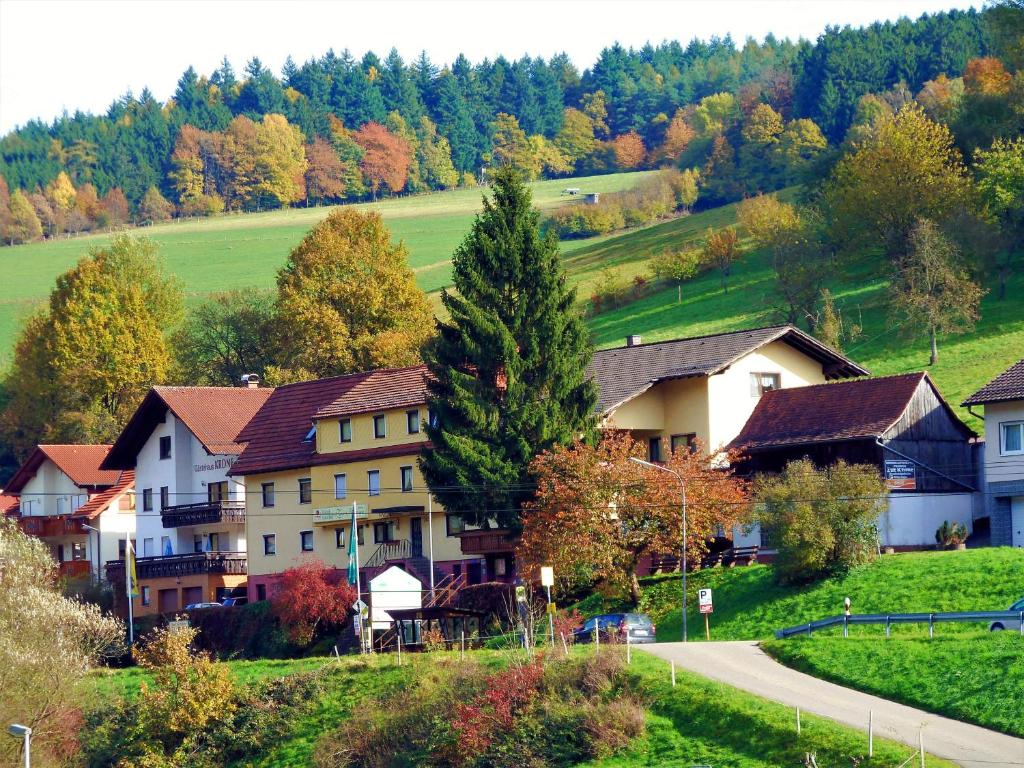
top-left (421, 167), bottom-right (597, 531)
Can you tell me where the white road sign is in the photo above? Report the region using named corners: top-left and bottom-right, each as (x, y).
top-left (540, 566), bottom-right (554, 587)
top-left (698, 588), bottom-right (713, 608)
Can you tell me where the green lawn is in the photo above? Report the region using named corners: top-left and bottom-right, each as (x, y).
top-left (0, 171), bottom-right (652, 365)
top-left (574, 548), bottom-right (1024, 642)
top-left (762, 634), bottom-right (1024, 739)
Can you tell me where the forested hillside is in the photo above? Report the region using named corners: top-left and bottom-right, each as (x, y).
top-left (0, 7), bottom-right (995, 243)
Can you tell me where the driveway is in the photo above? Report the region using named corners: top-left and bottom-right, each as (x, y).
top-left (642, 641), bottom-right (1024, 768)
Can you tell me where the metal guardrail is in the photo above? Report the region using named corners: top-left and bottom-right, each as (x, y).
top-left (775, 610), bottom-right (1024, 639)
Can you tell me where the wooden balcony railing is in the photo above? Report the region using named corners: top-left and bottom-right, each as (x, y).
top-left (106, 551), bottom-right (247, 581)
top-left (458, 529), bottom-right (516, 555)
top-left (161, 500), bottom-right (246, 528)
top-left (18, 515), bottom-right (87, 537)
top-left (58, 560), bottom-right (91, 579)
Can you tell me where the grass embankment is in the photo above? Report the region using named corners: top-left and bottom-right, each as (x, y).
top-left (86, 649), bottom-right (954, 767)
top-left (576, 549), bottom-right (1024, 642)
top-left (0, 171), bottom-right (651, 364)
top-left (762, 634), bottom-right (1024, 739)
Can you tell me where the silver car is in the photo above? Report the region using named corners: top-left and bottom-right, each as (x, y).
top-left (989, 597), bottom-right (1024, 631)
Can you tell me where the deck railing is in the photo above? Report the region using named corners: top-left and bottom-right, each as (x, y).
top-left (161, 500), bottom-right (246, 528)
top-left (106, 551), bottom-right (247, 580)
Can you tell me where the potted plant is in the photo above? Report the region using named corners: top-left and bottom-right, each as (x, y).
top-left (935, 520), bottom-right (968, 550)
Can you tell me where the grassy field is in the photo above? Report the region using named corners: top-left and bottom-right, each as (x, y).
top-left (84, 649), bottom-right (953, 767)
top-left (0, 171), bottom-right (651, 365)
top-left (762, 634), bottom-right (1024, 738)
top-left (575, 548), bottom-right (1024, 642)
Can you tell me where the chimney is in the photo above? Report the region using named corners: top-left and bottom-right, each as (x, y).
top-left (240, 373), bottom-right (260, 389)
top-left (626, 335), bottom-right (642, 347)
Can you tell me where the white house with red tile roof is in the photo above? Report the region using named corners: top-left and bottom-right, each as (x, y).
top-left (102, 384), bottom-right (273, 615)
top-left (5, 445), bottom-right (135, 580)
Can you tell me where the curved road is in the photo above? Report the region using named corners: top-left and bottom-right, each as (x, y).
top-left (642, 641), bottom-right (1024, 768)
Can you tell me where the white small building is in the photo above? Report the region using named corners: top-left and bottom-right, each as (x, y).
top-left (5, 444), bottom-right (135, 580)
top-left (369, 565), bottom-right (423, 631)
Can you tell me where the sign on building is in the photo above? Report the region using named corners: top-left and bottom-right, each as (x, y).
top-left (884, 459), bottom-right (916, 490)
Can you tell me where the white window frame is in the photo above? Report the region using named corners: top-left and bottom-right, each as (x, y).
top-left (400, 465), bottom-right (414, 493)
top-left (406, 409), bottom-right (420, 434)
top-left (367, 470), bottom-right (381, 497)
top-left (750, 371), bottom-right (781, 397)
top-left (261, 482), bottom-right (275, 508)
top-left (335, 528), bottom-right (346, 548)
top-left (298, 477), bottom-right (312, 505)
top-left (299, 529), bottom-right (314, 552)
top-left (263, 533), bottom-right (277, 556)
top-left (334, 473), bottom-right (347, 499)
top-left (373, 414), bottom-right (387, 439)
top-left (339, 418), bottom-right (352, 443)
top-left (1001, 420), bottom-right (1024, 456)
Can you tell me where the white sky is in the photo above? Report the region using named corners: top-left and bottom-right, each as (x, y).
top-left (0, 0), bottom-right (980, 134)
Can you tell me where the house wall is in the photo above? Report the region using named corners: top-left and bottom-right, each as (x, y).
top-left (18, 462), bottom-right (84, 517)
top-left (131, 573), bottom-right (247, 617)
top-left (91, 492), bottom-right (136, 577)
top-left (981, 400), bottom-right (1024, 545)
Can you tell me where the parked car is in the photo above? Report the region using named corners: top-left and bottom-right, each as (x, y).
top-left (990, 597), bottom-right (1024, 631)
top-left (221, 596), bottom-right (248, 607)
top-left (185, 602), bottom-right (223, 611)
top-left (573, 613), bottom-right (657, 644)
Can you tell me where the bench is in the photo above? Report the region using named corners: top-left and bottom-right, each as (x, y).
top-left (720, 545), bottom-right (759, 567)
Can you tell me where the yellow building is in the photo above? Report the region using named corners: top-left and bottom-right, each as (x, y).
top-left (232, 365), bottom-right (511, 602)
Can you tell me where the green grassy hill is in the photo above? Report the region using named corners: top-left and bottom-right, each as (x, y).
top-left (0, 171), bottom-right (651, 366)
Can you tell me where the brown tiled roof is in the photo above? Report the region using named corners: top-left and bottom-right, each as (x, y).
top-left (103, 386), bottom-right (274, 469)
top-left (963, 359), bottom-right (1024, 406)
top-left (72, 470), bottom-right (134, 520)
top-left (0, 494), bottom-right (19, 516)
top-left (314, 365), bottom-right (429, 419)
top-left (588, 325), bottom-right (869, 415)
top-left (729, 372), bottom-right (973, 451)
top-left (231, 366), bottom-right (428, 477)
top-left (6, 445), bottom-right (120, 494)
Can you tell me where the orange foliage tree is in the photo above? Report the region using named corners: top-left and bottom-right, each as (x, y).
top-left (355, 121), bottom-right (412, 197)
top-left (271, 559), bottom-right (356, 645)
top-left (518, 432), bottom-right (746, 603)
top-left (963, 56), bottom-right (1013, 97)
top-left (304, 137), bottom-right (348, 203)
top-left (611, 131), bottom-right (646, 170)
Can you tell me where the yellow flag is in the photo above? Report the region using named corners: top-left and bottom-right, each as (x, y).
top-left (126, 539), bottom-right (139, 598)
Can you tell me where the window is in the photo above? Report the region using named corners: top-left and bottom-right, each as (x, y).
top-left (759, 525), bottom-right (774, 549)
top-left (373, 414), bottom-right (387, 438)
top-left (335, 528), bottom-right (346, 548)
top-left (493, 556), bottom-right (507, 576)
top-left (208, 532), bottom-right (220, 551)
top-left (303, 425), bottom-right (316, 442)
top-left (298, 478), bottom-right (312, 504)
top-left (263, 533), bottom-right (277, 556)
top-left (194, 535), bottom-right (203, 553)
top-left (671, 433), bottom-right (697, 454)
top-left (256, 584), bottom-right (267, 601)
top-left (141, 586), bottom-right (151, 606)
top-left (648, 436), bottom-right (662, 462)
top-left (118, 539), bottom-right (127, 559)
top-left (373, 521), bottom-right (397, 543)
top-left (262, 482), bottom-right (275, 508)
top-left (159, 435), bottom-right (172, 459)
top-left (407, 409), bottom-right (420, 434)
top-left (334, 473), bottom-right (347, 499)
top-left (367, 470), bottom-right (381, 496)
top-left (750, 372), bottom-right (781, 397)
top-left (300, 530), bottom-right (314, 552)
top-left (339, 418), bottom-right (352, 443)
top-left (1002, 421), bottom-right (1024, 455)
top-left (446, 514), bottom-right (464, 537)
top-left (427, 409), bottom-right (438, 428)
top-left (160, 536), bottom-right (172, 556)
top-left (143, 537), bottom-right (154, 557)
top-left (160, 486), bottom-right (169, 510)
top-left (142, 488), bottom-right (153, 512)
top-left (71, 541), bottom-right (87, 560)
top-left (208, 481), bottom-right (227, 503)
top-left (357, 525), bottom-right (365, 545)
top-left (400, 466), bottom-right (414, 493)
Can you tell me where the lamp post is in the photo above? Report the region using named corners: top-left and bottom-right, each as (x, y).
top-left (82, 523), bottom-right (100, 582)
top-left (8, 723), bottom-right (31, 768)
top-left (629, 456), bottom-right (688, 642)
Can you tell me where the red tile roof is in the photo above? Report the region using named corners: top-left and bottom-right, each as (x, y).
top-left (0, 494), bottom-right (19, 516)
top-left (231, 365), bottom-right (428, 477)
top-left (729, 372), bottom-right (973, 451)
top-left (588, 325), bottom-right (869, 415)
top-left (72, 470), bottom-right (134, 520)
top-left (963, 359), bottom-right (1024, 406)
top-left (103, 386), bottom-right (274, 469)
top-left (5, 445), bottom-right (120, 494)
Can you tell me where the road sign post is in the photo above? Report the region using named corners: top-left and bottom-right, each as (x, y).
top-left (698, 588), bottom-right (713, 640)
top-left (541, 566), bottom-right (555, 646)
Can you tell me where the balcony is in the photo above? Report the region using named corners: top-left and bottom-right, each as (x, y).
top-left (18, 515), bottom-right (87, 537)
top-left (58, 560), bottom-right (91, 579)
top-left (106, 551), bottom-right (247, 581)
top-left (161, 500), bottom-right (246, 528)
top-left (458, 529), bottom-right (517, 555)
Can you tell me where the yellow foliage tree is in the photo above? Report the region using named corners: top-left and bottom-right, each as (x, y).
top-left (46, 171), bottom-right (77, 213)
top-left (254, 113), bottom-right (308, 207)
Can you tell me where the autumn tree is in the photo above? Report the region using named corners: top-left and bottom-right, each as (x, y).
top-left (417, 116), bottom-right (460, 189)
top-left (254, 113), bottom-right (307, 207)
top-left (519, 432), bottom-right (746, 603)
top-left (824, 105), bottom-right (972, 257)
top-left (974, 137), bottom-right (1024, 299)
top-left (304, 137), bottom-right (348, 203)
top-left (271, 560), bottom-right (356, 646)
top-left (138, 186), bottom-right (174, 223)
top-left (490, 113), bottom-right (541, 179)
top-left (553, 108), bottom-right (598, 170)
top-left (327, 115), bottom-right (368, 198)
top-left (774, 118), bottom-right (827, 180)
top-left (755, 459), bottom-right (887, 584)
top-left (101, 187), bottom-right (130, 226)
top-left (275, 208), bottom-right (433, 377)
top-left (355, 121), bottom-right (412, 197)
top-left (963, 56), bottom-right (1013, 97)
top-left (703, 226), bottom-right (741, 293)
top-left (651, 109), bottom-right (696, 166)
top-left (6, 190), bottom-right (42, 244)
top-left (422, 168), bottom-right (597, 531)
top-left (890, 218), bottom-right (984, 366)
top-left (46, 171), bottom-right (77, 215)
top-left (610, 131), bottom-right (646, 170)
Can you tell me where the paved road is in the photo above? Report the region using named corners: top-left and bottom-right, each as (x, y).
top-left (642, 641), bottom-right (1024, 768)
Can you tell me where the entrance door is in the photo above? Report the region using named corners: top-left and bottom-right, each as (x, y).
top-left (1013, 497), bottom-right (1024, 547)
top-left (158, 588), bottom-right (179, 613)
top-left (410, 517), bottom-right (423, 557)
top-left (467, 561), bottom-right (482, 585)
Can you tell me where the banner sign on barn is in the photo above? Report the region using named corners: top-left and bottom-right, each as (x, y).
top-left (884, 459), bottom-right (916, 490)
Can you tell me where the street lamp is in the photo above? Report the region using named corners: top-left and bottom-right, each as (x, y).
top-left (629, 456), bottom-right (688, 642)
top-left (8, 723), bottom-right (31, 768)
top-left (82, 523), bottom-right (100, 582)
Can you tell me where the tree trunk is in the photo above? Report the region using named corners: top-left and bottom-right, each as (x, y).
top-left (629, 570), bottom-right (642, 606)
top-left (929, 325), bottom-right (938, 366)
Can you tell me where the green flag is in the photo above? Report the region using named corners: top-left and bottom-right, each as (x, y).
top-left (347, 503), bottom-right (358, 586)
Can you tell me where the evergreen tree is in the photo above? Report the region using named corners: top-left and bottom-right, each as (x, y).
top-left (421, 168), bottom-right (597, 530)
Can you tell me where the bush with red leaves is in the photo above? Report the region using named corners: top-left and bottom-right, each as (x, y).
top-left (271, 560), bottom-right (356, 646)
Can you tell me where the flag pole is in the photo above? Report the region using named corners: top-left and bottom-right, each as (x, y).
top-left (352, 501), bottom-right (364, 653)
top-left (125, 538), bottom-right (135, 645)
top-left (427, 494), bottom-right (436, 601)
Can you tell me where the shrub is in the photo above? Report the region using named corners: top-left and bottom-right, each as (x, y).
top-left (936, 520), bottom-right (968, 548)
top-left (755, 459), bottom-right (888, 584)
top-left (188, 600), bottom-right (293, 659)
top-left (272, 560), bottom-right (356, 646)
top-left (650, 246), bottom-right (703, 283)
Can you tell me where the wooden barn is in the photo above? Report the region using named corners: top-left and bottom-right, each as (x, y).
top-left (728, 372), bottom-right (979, 548)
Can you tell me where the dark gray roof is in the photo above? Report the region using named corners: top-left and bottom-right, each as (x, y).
top-left (963, 359), bottom-right (1024, 406)
top-left (588, 325), bottom-right (869, 415)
